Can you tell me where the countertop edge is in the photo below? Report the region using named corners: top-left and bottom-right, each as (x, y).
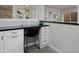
top-left (42, 21), bottom-right (79, 25)
top-left (0, 25), bottom-right (49, 31)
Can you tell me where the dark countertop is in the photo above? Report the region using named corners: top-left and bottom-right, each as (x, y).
top-left (42, 21), bottom-right (79, 25)
top-left (0, 25), bottom-right (49, 31)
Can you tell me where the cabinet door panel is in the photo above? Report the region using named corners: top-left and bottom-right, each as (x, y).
top-left (4, 29), bottom-right (23, 36)
top-left (4, 34), bottom-right (24, 53)
top-left (3, 29), bottom-right (24, 53)
top-left (30, 6), bottom-right (38, 19)
top-left (0, 34), bottom-right (1, 52)
top-left (0, 32), bottom-right (4, 53)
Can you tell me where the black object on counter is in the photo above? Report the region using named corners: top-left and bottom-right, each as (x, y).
top-left (17, 11), bottom-right (22, 14)
top-left (39, 20), bottom-right (43, 25)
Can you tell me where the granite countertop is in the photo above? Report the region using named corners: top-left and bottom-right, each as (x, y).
top-left (0, 25), bottom-right (49, 31)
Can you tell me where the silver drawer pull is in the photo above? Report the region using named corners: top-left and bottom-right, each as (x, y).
top-left (12, 32), bottom-right (18, 34)
top-left (44, 35), bottom-right (46, 36)
top-left (1, 36), bottom-right (3, 40)
top-left (11, 36), bottom-right (19, 38)
top-left (44, 31), bottom-right (47, 33)
top-left (43, 27), bottom-right (48, 29)
top-left (43, 40), bottom-right (47, 43)
top-left (43, 34), bottom-right (48, 37)
top-left (43, 28), bottom-right (47, 29)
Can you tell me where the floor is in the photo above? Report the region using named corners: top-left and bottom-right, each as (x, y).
top-left (27, 46), bottom-right (57, 53)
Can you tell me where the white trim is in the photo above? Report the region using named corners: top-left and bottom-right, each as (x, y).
top-left (48, 44), bottom-right (63, 53)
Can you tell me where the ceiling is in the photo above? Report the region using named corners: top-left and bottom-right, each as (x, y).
top-left (46, 5), bottom-right (77, 10)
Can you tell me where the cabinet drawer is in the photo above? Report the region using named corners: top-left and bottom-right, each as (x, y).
top-left (3, 29), bottom-right (23, 36)
top-left (40, 27), bottom-right (49, 30)
top-left (40, 39), bottom-right (49, 45)
top-left (3, 35), bottom-right (22, 40)
top-left (41, 30), bottom-right (49, 35)
top-left (40, 35), bottom-right (49, 42)
top-left (40, 27), bottom-right (49, 35)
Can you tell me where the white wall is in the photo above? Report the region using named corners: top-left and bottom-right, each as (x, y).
top-left (49, 23), bottom-right (79, 53)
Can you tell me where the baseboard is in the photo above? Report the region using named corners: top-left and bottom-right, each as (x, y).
top-left (48, 44), bottom-right (63, 53)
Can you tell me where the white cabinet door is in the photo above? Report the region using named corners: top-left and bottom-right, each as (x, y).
top-left (30, 5), bottom-right (39, 19)
top-left (0, 32), bottom-right (4, 53)
top-left (3, 29), bottom-right (24, 53)
top-left (0, 32), bottom-right (2, 52)
top-left (38, 5), bottom-right (45, 20)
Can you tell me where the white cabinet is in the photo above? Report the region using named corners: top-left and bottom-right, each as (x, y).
top-left (0, 29), bottom-right (24, 53)
top-left (38, 5), bottom-right (45, 20)
top-left (30, 5), bottom-right (39, 19)
top-left (30, 5), bottom-right (45, 20)
top-left (39, 27), bottom-right (49, 48)
top-left (13, 5), bottom-right (45, 20)
top-left (0, 32), bottom-right (4, 53)
top-left (0, 32), bottom-right (2, 52)
top-left (4, 35), bottom-right (23, 53)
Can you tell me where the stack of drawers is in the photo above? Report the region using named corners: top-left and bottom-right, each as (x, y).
top-left (39, 27), bottom-right (49, 48)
